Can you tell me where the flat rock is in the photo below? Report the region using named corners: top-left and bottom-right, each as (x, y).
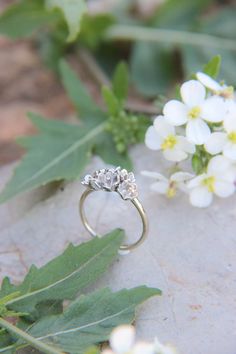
top-left (0, 145), bottom-right (235, 354)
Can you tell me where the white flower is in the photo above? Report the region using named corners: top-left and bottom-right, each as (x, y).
top-left (205, 102), bottom-right (236, 160)
top-left (154, 338), bottom-right (177, 354)
top-left (133, 342), bottom-right (155, 354)
top-left (142, 171), bottom-right (194, 198)
top-left (163, 80), bottom-right (226, 145)
top-left (102, 325), bottom-right (178, 354)
top-left (145, 116), bottom-right (195, 162)
top-left (188, 155), bottom-right (235, 207)
top-left (109, 325), bottom-right (135, 354)
top-left (196, 72), bottom-right (234, 100)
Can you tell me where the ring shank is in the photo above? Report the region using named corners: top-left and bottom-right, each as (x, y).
top-left (79, 188), bottom-right (148, 251)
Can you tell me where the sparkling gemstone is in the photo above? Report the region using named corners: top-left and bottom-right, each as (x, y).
top-left (127, 172), bottom-right (135, 183)
top-left (89, 179), bottom-right (100, 190)
top-left (82, 174), bottom-right (92, 185)
top-left (103, 170), bottom-right (120, 191)
top-left (82, 167), bottom-right (138, 199)
top-left (119, 169), bottom-right (128, 181)
top-left (118, 180), bottom-right (138, 200)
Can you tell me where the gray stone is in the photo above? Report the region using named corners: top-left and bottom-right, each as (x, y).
top-left (0, 145), bottom-right (235, 354)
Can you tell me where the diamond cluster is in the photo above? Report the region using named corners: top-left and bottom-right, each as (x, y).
top-left (82, 167), bottom-right (138, 200)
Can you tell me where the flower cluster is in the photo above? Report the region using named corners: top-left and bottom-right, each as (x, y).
top-left (101, 325), bottom-right (177, 354)
top-left (144, 72), bottom-right (236, 207)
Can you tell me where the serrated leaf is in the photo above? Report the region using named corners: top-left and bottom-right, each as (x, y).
top-left (27, 286), bottom-right (161, 354)
top-left (0, 0), bottom-right (59, 39)
top-left (0, 61), bottom-right (133, 202)
top-left (0, 114), bottom-right (105, 203)
top-left (46, 0), bottom-right (87, 42)
top-left (112, 62), bottom-right (129, 102)
top-left (102, 86), bottom-right (120, 116)
top-left (59, 60), bottom-right (106, 124)
top-left (203, 55), bottom-right (221, 78)
top-left (1, 230), bottom-right (124, 314)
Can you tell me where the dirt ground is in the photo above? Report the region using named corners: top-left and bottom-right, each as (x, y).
top-left (0, 35), bottom-right (75, 165)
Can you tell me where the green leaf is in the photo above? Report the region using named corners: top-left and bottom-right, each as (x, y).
top-left (203, 55), bottom-right (221, 78)
top-left (0, 0), bottom-right (59, 38)
top-left (181, 45), bottom-right (236, 85)
top-left (1, 230), bottom-right (124, 314)
top-left (112, 62), bottom-right (129, 102)
top-left (0, 113), bottom-right (105, 203)
top-left (27, 286), bottom-right (161, 354)
top-left (34, 300), bottom-right (63, 319)
top-left (152, 0), bottom-right (213, 30)
top-left (130, 42), bottom-right (174, 97)
top-left (59, 60), bottom-right (106, 124)
top-left (0, 331), bottom-right (13, 353)
top-left (79, 13), bottom-right (115, 49)
top-left (0, 62), bottom-right (133, 202)
top-left (201, 7), bottom-right (236, 40)
top-left (46, 0), bottom-right (87, 42)
top-left (102, 86), bottom-right (120, 116)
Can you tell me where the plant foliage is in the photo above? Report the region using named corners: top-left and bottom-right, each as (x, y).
top-left (0, 230), bottom-right (161, 353)
top-left (0, 60), bottom-right (148, 203)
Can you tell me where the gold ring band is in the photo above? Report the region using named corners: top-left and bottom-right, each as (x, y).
top-left (79, 188), bottom-right (148, 251)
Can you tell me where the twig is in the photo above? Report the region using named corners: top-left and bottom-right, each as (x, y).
top-left (105, 25), bottom-right (236, 51)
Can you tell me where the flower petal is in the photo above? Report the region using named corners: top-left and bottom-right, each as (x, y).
top-left (163, 148), bottom-right (187, 162)
top-left (207, 155), bottom-right (233, 176)
top-left (177, 136), bottom-right (196, 154)
top-left (186, 119), bottom-right (211, 145)
top-left (188, 174), bottom-right (207, 188)
top-left (180, 80), bottom-right (206, 106)
top-left (214, 180), bottom-right (235, 197)
top-left (171, 171), bottom-right (194, 182)
top-left (204, 132), bottom-right (227, 155)
top-left (224, 107), bottom-right (236, 132)
top-left (151, 181), bottom-right (169, 194)
top-left (133, 342), bottom-right (155, 354)
top-left (141, 171), bottom-right (167, 182)
top-left (110, 325), bottom-right (135, 354)
top-left (189, 186), bottom-right (213, 207)
top-left (153, 116), bottom-right (175, 138)
top-left (201, 96), bottom-right (226, 123)
top-left (196, 72), bottom-right (222, 91)
top-left (223, 142), bottom-right (236, 161)
top-left (163, 100), bottom-right (188, 126)
top-left (145, 126), bottom-right (162, 150)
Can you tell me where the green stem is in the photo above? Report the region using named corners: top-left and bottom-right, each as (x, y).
top-left (0, 318), bottom-right (63, 354)
top-left (105, 24), bottom-right (236, 51)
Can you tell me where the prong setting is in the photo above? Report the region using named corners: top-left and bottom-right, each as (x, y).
top-left (82, 167), bottom-right (138, 200)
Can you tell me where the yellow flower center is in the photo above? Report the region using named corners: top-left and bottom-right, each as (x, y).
top-left (202, 176), bottom-right (215, 193)
top-left (166, 184), bottom-right (176, 198)
top-left (161, 135), bottom-right (177, 150)
top-left (228, 131), bottom-right (236, 144)
top-left (217, 86), bottom-right (234, 99)
top-left (188, 106), bottom-right (201, 120)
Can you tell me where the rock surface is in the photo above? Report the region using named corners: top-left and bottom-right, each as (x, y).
top-left (0, 145), bottom-right (236, 354)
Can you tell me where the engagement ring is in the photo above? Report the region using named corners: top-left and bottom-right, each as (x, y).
top-left (79, 167), bottom-right (148, 251)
